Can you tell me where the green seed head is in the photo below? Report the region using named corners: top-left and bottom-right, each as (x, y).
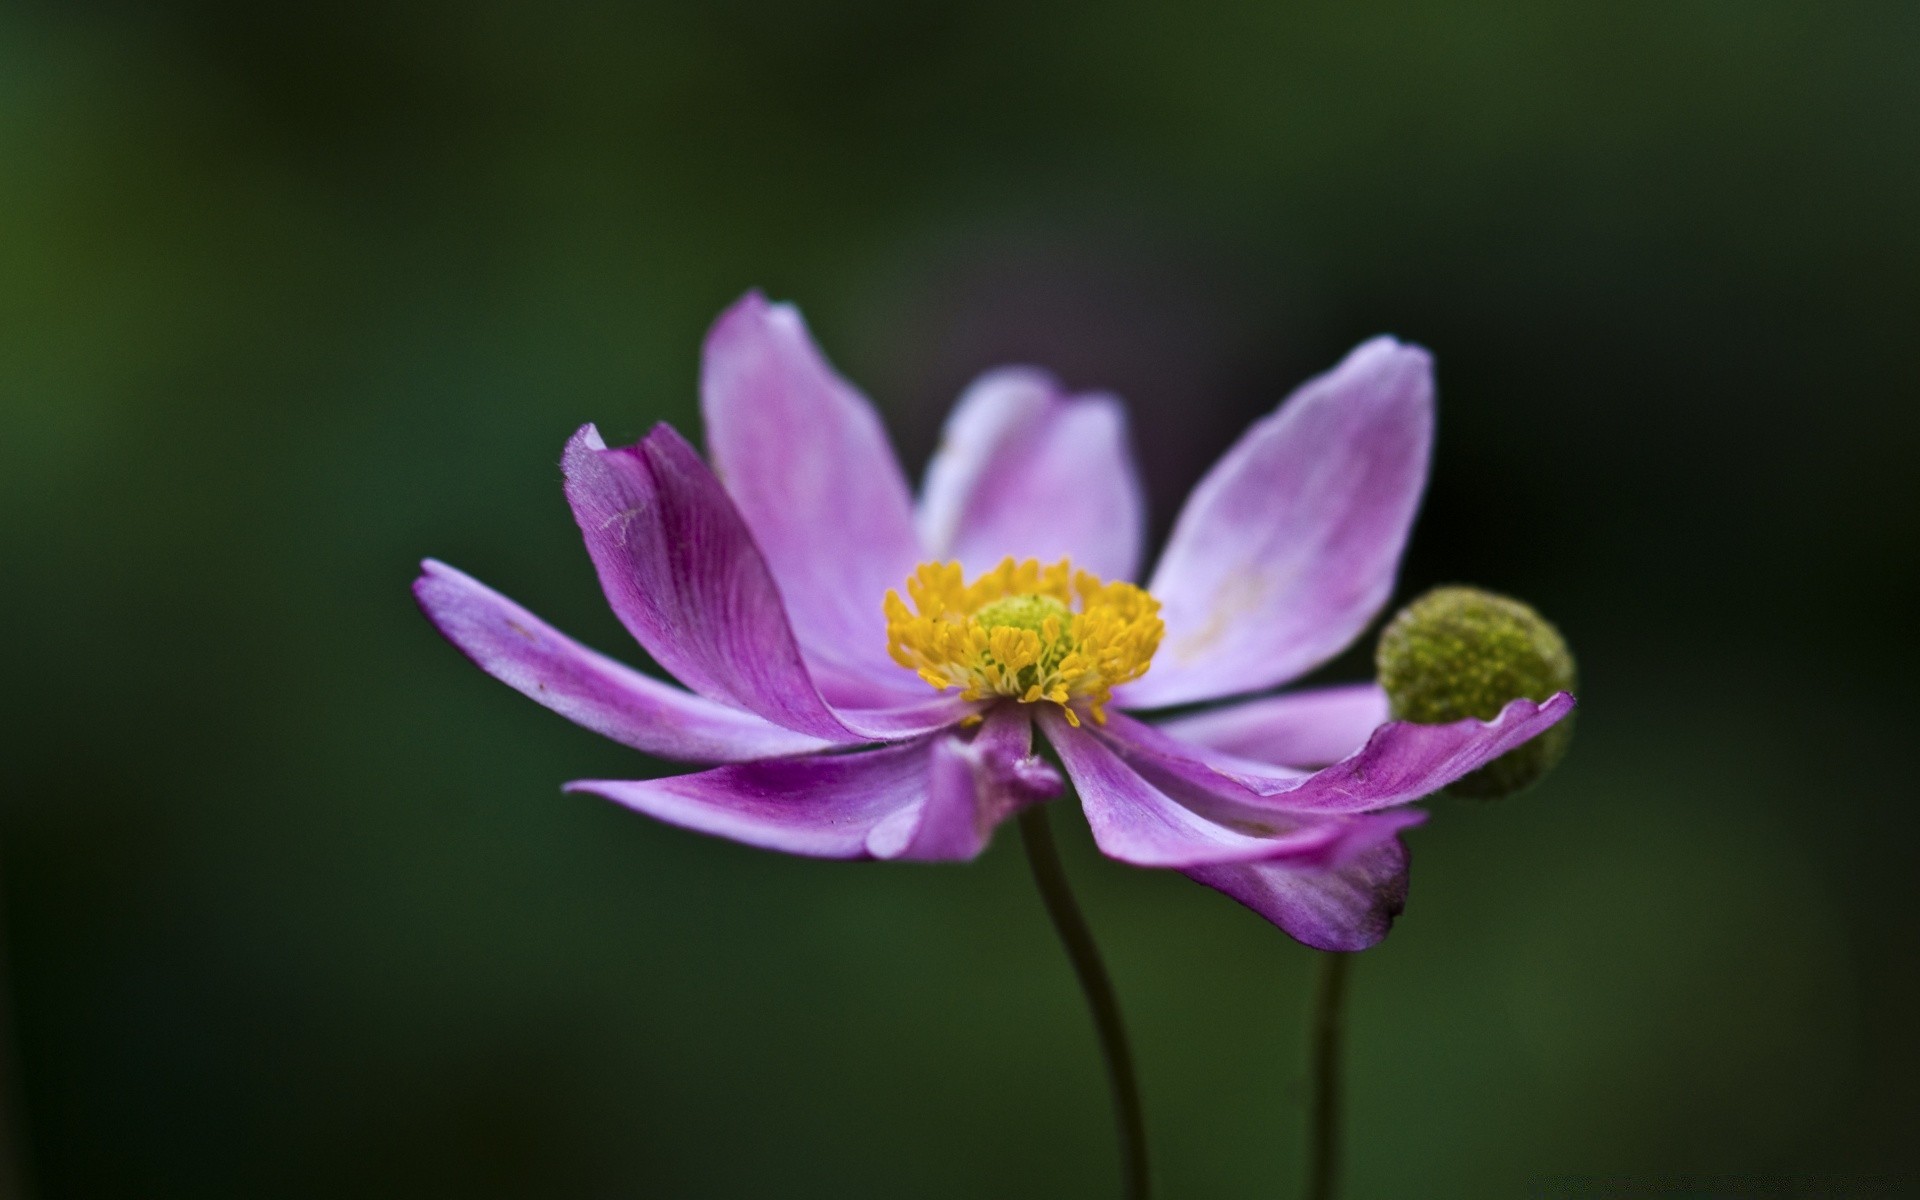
top-left (1375, 585), bottom-right (1577, 799)
top-left (973, 593), bottom-right (1076, 680)
top-left (974, 593), bottom-right (1072, 637)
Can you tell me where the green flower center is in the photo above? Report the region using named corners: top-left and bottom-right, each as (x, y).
top-left (975, 593), bottom-right (1076, 679)
top-left (974, 593), bottom-right (1072, 634)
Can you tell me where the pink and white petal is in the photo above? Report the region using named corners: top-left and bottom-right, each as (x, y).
top-left (866, 706), bottom-right (1062, 862)
top-left (569, 715), bottom-right (1052, 863)
top-left (832, 694), bottom-right (992, 741)
top-left (1217, 692), bottom-right (1577, 804)
top-left (562, 422), bottom-right (846, 737)
top-left (1102, 694), bottom-right (1576, 815)
top-left (917, 368), bottom-right (1146, 583)
top-left (1154, 683), bottom-right (1390, 769)
top-left (415, 559), bottom-right (830, 763)
top-left (1097, 709), bottom-right (1312, 799)
top-left (1185, 837), bottom-right (1413, 952)
top-left (562, 423), bottom-right (968, 743)
top-left (567, 740), bottom-right (940, 859)
top-left (700, 293), bottom-right (926, 701)
top-left (1040, 709), bottom-right (1357, 868)
top-left (1039, 711), bottom-right (1274, 867)
top-left (1121, 338), bottom-right (1434, 709)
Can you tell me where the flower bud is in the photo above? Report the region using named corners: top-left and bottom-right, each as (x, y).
top-left (1376, 585), bottom-right (1577, 799)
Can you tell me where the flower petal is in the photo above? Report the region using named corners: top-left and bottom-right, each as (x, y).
top-left (1101, 693), bottom-right (1576, 815)
top-left (568, 713), bottom-right (1055, 862)
top-left (1218, 692), bottom-right (1575, 804)
top-left (1040, 709), bottom-right (1408, 868)
top-left (414, 558), bottom-right (830, 762)
top-left (1040, 710), bottom-right (1273, 866)
top-left (865, 706), bottom-right (1062, 861)
top-left (1184, 836), bottom-right (1413, 952)
top-left (1152, 683), bottom-right (1390, 768)
top-left (701, 293), bottom-right (926, 701)
top-left (568, 740), bottom-right (941, 859)
top-left (917, 368), bottom-right (1146, 582)
top-left (562, 422), bottom-right (974, 743)
top-left (1121, 338), bottom-right (1434, 709)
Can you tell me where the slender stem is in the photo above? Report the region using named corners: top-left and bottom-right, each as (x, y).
top-left (1017, 805), bottom-right (1149, 1200)
top-left (0, 856), bottom-right (31, 1199)
top-left (1304, 951), bottom-right (1351, 1200)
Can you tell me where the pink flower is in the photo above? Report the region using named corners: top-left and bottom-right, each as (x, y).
top-left (416, 293), bottom-right (1572, 950)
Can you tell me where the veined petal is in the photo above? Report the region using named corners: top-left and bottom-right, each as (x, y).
top-left (701, 292), bottom-right (926, 702)
top-left (831, 695), bottom-right (991, 740)
top-left (1185, 837), bottom-right (1413, 952)
top-left (1045, 713), bottom-right (1420, 949)
top-left (1039, 709), bottom-right (1411, 869)
top-left (1153, 683), bottom-right (1390, 769)
top-left (866, 706), bottom-right (1061, 861)
top-left (414, 559), bottom-right (830, 762)
top-left (917, 368), bottom-right (1145, 583)
top-left (1101, 694), bottom-right (1576, 815)
top-left (562, 423), bottom-right (975, 743)
top-left (568, 740), bottom-right (939, 859)
top-left (569, 715), bottom-right (1053, 862)
top-left (1122, 338), bottom-right (1434, 709)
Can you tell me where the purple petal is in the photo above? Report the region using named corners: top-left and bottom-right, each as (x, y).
top-left (569, 713), bottom-right (1054, 862)
top-left (700, 293), bottom-right (926, 703)
top-left (1039, 709), bottom-right (1416, 869)
top-left (1153, 683), bottom-right (1390, 768)
top-left (568, 740), bottom-right (940, 859)
top-left (916, 368), bottom-right (1146, 582)
top-left (1185, 837), bottom-right (1413, 952)
top-left (866, 706), bottom-right (1062, 861)
top-left (1121, 338), bottom-right (1434, 709)
top-left (830, 695), bottom-right (990, 741)
top-left (414, 559), bottom-right (830, 762)
top-left (562, 423), bottom-right (974, 743)
top-left (1101, 694), bottom-right (1576, 815)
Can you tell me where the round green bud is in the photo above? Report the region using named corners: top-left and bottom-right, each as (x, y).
top-left (1375, 585), bottom-right (1577, 800)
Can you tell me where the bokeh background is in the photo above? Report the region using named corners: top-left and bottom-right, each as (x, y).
top-left (4, 3), bottom-right (1917, 1197)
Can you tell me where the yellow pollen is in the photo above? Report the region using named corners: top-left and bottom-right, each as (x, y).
top-left (883, 557), bottom-right (1164, 726)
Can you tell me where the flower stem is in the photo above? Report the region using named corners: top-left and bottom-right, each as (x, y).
top-left (1017, 805), bottom-right (1149, 1200)
top-left (1304, 950), bottom-right (1351, 1200)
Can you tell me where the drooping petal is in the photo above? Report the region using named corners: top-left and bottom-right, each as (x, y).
top-left (1223, 692), bottom-right (1577, 802)
top-left (568, 740), bottom-right (940, 859)
top-left (1039, 710), bottom-right (1275, 866)
top-left (700, 293), bottom-right (926, 701)
top-left (917, 368), bottom-right (1145, 582)
top-left (1045, 709), bottom-right (1421, 948)
top-left (1039, 709), bottom-right (1413, 869)
top-left (866, 706), bottom-right (1062, 861)
top-left (569, 712), bottom-right (1054, 862)
top-left (1153, 683), bottom-right (1390, 768)
top-left (1185, 837), bottom-right (1413, 952)
top-left (1101, 693), bottom-right (1576, 815)
top-left (414, 559), bottom-right (830, 763)
top-left (562, 423), bottom-right (975, 743)
top-left (1121, 338), bottom-right (1434, 709)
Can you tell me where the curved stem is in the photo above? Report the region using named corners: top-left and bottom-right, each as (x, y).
top-left (1304, 951), bottom-right (1351, 1200)
top-left (1017, 805), bottom-right (1149, 1200)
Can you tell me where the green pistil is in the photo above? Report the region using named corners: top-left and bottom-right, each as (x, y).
top-left (975, 593), bottom-right (1075, 690)
top-left (975, 593), bottom-right (1071, 635)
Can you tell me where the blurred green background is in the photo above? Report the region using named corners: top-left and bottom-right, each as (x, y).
top-left (4, 2), bottom-right (1916, 1196)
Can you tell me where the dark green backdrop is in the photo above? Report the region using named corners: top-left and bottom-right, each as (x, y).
top-left (4, 3), bottom-right (1915, 1196)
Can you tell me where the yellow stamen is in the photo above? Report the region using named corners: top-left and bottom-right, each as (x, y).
top-left (883, 556), bottom-right (1163, 726)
